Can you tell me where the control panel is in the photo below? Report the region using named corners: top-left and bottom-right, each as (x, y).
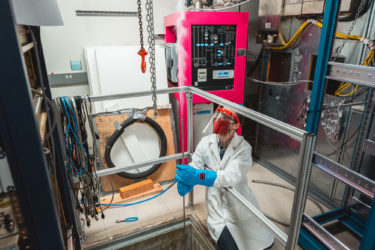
top-left (191, 25), bottom-right (236, 90)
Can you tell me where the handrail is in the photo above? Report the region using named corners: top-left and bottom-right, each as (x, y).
top-left (84, 86), bottom-right (188, 102)
top-left (188, 86), bottom-right (306, 142)
top-left (78, 86), bottom-right (305, 142)
top-left (95, 152), bottom-right (190, 177)
top-left (226, 187), bottom-right (288, 246)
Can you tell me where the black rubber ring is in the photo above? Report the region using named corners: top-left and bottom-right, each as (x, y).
top-left (105, 116), bottom-right (167, 179)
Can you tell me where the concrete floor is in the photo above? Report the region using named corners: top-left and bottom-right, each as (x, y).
top-left (83, 162), bottom-right (357, 249)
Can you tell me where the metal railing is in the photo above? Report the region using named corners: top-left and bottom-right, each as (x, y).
top-left (80, 86), bottom-right (315, 249)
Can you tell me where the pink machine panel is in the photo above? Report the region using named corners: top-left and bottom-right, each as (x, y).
top-left (164, 11), bottom-right (249, 150)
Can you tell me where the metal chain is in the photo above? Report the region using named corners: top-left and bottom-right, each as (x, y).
top-left (146, 0), bottom-right (158, 118)
top-left (332, 0), bottom-right (366, 60)
top-left (137, 0), bottom-right (144, 49)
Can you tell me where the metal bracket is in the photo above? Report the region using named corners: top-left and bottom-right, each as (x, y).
top-left (132, 113), bottom-right (147, 121)
top-left (348, 196), bottom-right (371, 220)
top-left (114, 121), bottom-right (121, 130)
top-left (327, 62), bottom-right (375, 88)
top-left (363, 139), bottom-right (375, 157)
top-left (302, 214), bottom-right (350, 250)
top-left (313, 152), bottom-right (375, 198)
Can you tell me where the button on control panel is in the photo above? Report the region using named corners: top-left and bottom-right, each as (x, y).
top-left (197, 68), bottom-right (207, 82)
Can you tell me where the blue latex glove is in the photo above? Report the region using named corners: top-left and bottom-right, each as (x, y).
top-left (177, 181), bottom-right (193, 196)
top-left (175, 164), bottom-right (217, 187)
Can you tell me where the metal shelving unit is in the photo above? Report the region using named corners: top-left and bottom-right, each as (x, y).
top-left (300, 0), bottom-right (375, 249)
top-left (0, 0), bottom-right (65, 249)
top-left (0, 1), bottom-right (81, 249)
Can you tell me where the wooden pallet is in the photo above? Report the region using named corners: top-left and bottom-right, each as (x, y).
top-left (99, 183), bottom-right (164, 209)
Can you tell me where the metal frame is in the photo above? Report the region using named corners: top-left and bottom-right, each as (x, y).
top-left (4, 0), bottom-right (374, 247)
top-left (360, 198), bottom-right (375, 249)
top-left (88, 218), bottom-right (193, 250)
top-left (302, 213), bottom-right (350, 250)
top-left (306, 0), bottom-right (340, 134)
top-left (299, 150), bottom-right (375, 249)
top-left (77, 0), bottom-right (375, 247)
top-left (327, 62), bottom-right (375, 88)
top-left (0, 0), bottom-right (64, 249)
top-left (301, 0), bottom-right (375, 248)
top-left (313, 152), bottom-right (375, 198)
top-left (96, 153), bottom-right (189, 177)
top-left (83, 86), bottom-right (311, 249)
top-left (286, 134), bottom-right (316, 249)
top-left (75, 10), bottom-right (137, 17)
top-left (363, 139), bottom-right (375, 156)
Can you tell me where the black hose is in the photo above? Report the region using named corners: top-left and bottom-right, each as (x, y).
top-left (251, 179), bottom-right (325, 227)
top-left (295, 0), bottom-right (373, 22)
top-left (105, 116), bottom-right (167, 179)
top-left (339, 0), bottom-right (373, 22)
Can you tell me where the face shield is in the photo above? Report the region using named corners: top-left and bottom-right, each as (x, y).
top-left (202, 107), bottom-right (240, 135)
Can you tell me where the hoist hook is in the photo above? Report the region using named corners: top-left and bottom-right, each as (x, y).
top-left (138, 48), bottom-right (148, 73)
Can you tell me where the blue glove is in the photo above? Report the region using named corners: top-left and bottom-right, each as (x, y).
top-left (177, 181), bottom-right (193, 196)
top-left (175, 164), bottom-right (217, 187)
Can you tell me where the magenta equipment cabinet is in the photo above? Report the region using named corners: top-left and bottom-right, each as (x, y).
top-left (164, 11), bottom-right (249, 150)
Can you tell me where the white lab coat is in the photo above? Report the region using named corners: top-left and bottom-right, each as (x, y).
top-left (191, 133), bottom-right (274, 250)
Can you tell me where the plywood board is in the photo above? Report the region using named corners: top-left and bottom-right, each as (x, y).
top-left (96, 108), bottom-right (176, 191)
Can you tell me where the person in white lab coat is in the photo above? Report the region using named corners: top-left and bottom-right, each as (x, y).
top-left (175, 107), bottom-right (274, 250)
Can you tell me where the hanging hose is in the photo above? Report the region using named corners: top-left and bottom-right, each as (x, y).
top-left (251, 179), bottom-right (325, 227)
top-left (105, 115), bottom-right (167, 179)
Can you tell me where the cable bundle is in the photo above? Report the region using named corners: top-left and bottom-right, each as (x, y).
top-left (269, 20), bottom-right (363, 51)
top-left (335, 49), bottom-right (374, 96)
top-left (268, 19), bottom-right (374, 97)
top-left (55, 96), bottom-right (102, 226)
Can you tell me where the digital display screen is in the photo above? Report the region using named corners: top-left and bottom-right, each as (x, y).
top-left (218, 72), bottom-right (229, 76)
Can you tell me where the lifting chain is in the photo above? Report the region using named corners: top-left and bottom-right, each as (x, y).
top-left (146, 0), bottom-right (158, 118)
top-left (137, 0), bottom-right (148, 73)
top-left (332, 0), bottom-right (366, 60)
top-left (137, 0), bottom-right (144, 49)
